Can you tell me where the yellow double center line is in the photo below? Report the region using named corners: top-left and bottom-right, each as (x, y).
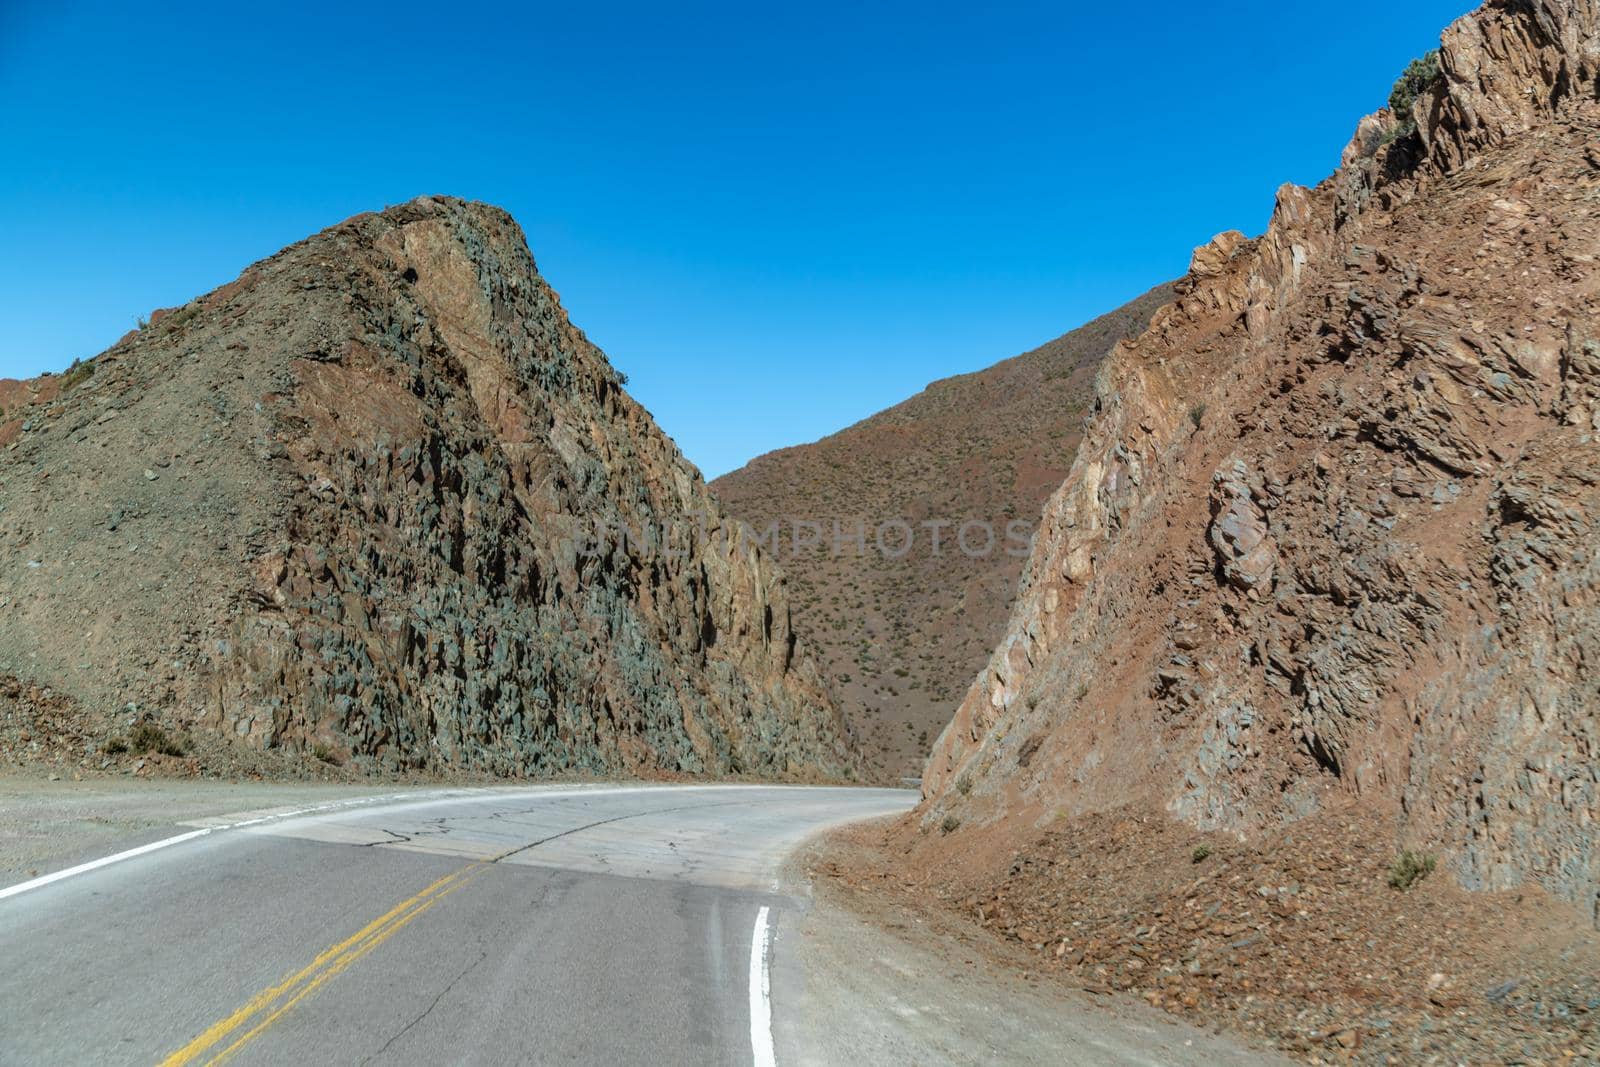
top-left (161, 860), bottom-right (494, 1066)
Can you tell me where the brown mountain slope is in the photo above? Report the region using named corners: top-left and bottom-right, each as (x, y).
top-left (869, 0), bottom-right (1600, 1059)
top-left (0, 196), bottom-right (855, 781)
top-left (712, 286), bottom-right (1172, 777)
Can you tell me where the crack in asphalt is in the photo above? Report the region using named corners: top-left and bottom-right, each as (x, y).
top-left (483, 800), bottom-right (747, 865)
top-left (350, 798), bottom-right (747, 866)
top-left (353, 827), bottom-right (415, 847)
top-left (361, 945), bottom-right (491, 1063)
top-left (335, 799), bottom-right (756, 1057)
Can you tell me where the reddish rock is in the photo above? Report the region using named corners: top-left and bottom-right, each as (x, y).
top-left (916, 0), bottom-right (1600, 1006)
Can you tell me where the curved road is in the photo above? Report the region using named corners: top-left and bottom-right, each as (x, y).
top-left (0, 784), bottom-right (914, 1065)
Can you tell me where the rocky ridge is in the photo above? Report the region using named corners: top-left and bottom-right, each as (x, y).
top-left (923, 0), bottom-right (1600, 921)
top-left (0, 197), bottom-right (855, 781)
top-left (860, 2), bottom-right (1600, 1057)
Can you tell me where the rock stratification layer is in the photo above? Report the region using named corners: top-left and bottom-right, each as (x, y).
top-left (0, 197), bottom-right (854, 779)
top-left (923, 0), bottom-right (1600, 923)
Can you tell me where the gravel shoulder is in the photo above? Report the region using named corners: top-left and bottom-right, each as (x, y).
top-left (774, 827), bottom-right (1288, 1066)
top-left (816, 806), bottom-right (1600, 1063)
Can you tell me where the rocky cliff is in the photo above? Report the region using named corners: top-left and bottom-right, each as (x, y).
top-left (922, 0), bottom-right (1600, 924)
top-left (0, 197), bottom-right (855, 779)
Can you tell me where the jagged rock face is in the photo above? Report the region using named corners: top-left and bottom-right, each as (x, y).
top-left (923, 0), bottom-right (1600, 923)
top-left (1207, 460), bottom-right (1277, 594)
top-left (0, 197), bottom-right (856, 779)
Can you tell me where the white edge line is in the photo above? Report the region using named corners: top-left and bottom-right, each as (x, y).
top-left (0, 791), bottom-right (439, 902)
top-left (0, 828), bottom-right (213, 901)
top-left (749, 904), bottom-right (776, 1067)
top-left (0, 783), bottom-right (914, 904)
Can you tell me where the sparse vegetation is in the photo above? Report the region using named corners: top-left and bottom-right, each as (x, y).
top-left (955, 771), bottom-right (973, 795)
top-left (940, 813), bottom-right (961, 834)
top-left (1386, 50), bottom-right (1442, 140)
top-left (311, 742), bottom-right (341, 765)
top-left (1192, 844), bottom-right (1212, 863)
top-left (1387, 850), bottom-right (1436, 890)
top-left (163, 303), bottom-right (201, 331)
top-left (1188, 402), bottom-right (1206, 430)
top-left (128, 722), bottom-right (183, 757)
top-left (101, 736), bottom-right (128, 755)
top-left (59, 358), bottom-right (94, 391)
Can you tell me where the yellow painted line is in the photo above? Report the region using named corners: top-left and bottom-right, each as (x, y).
top-left (204, 867), bottom-right (490, 1065)
top-left (160, 862), bottom-right (489, 1067)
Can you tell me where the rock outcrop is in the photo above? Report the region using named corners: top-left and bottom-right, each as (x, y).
top-left (922, 0), bottom-right (1600, 924)
top-left (0, 197), bottom-right (855, 779)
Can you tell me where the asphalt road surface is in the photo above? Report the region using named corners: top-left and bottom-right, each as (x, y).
top-left (0, 784), bottom-right (915, 1065)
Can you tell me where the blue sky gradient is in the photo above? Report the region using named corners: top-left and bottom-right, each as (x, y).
top-left (1, 0), bottom-right (1471, 476)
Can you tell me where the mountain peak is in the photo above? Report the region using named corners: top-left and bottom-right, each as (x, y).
top-left (0, 197), bottom-right (856, 779)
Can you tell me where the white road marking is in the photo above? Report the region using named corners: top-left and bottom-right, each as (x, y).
top-left (183, 790), bottom-right (441, 829)
top-left (0, 790), bottom-right (445, 902)
top-left (749, 904), bottom-right (776, 1067)
top-left (0, 829), bottom-right (213, 901)
top-left (0, 784), bottom-right (915, 904)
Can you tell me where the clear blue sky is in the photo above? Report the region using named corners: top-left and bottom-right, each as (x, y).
top-left (2, 0), bottom-right (1470, 477)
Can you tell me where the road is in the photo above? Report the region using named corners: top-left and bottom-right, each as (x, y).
top-left (0, 784), bottom-right (914, 1065)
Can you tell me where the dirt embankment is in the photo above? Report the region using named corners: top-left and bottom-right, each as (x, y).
top-left (822, 808), bottom-right (1597, 1063)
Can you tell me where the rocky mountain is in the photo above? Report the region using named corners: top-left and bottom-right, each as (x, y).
top-left (713, 288), bottom-right (1172, 777)
top-left (870, 1), bottom-right (1600, 1055)
top-left (923, 0), bottom-right (1600, 908)
top-left (0, 197), bottom-right (855, 780)
top-left (885, 0), bottom-right (1600, 1030)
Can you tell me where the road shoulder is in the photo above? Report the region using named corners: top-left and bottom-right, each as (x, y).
top-left (773, 827), bottom-right (1289, 1066)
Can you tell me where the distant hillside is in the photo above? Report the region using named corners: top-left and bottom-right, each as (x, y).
top-left (712, 285), bottom-right (1173, 776)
